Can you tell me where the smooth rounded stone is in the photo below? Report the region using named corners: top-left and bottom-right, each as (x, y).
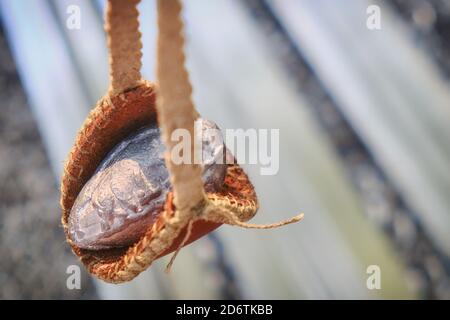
top-left (68, 118), bottom-right (228, 250)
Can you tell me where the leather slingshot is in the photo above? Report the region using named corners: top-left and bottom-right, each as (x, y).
top-left (60, 0), bottom-right (303, 283)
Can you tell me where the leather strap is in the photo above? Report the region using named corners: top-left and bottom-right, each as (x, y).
top-left (105, 0), bottom-right (142, 94)
top-left (156, 0), bottom-right (205, 214)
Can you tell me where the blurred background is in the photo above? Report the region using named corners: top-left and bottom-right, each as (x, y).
top-left (0, 0), bottom-right (449, 299)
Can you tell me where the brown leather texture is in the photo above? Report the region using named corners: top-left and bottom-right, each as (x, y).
top-left (105, 0), bottom-right (142, 94)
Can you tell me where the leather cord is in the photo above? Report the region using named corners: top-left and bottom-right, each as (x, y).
top-left (105, 0), bottom-right (143, 94)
